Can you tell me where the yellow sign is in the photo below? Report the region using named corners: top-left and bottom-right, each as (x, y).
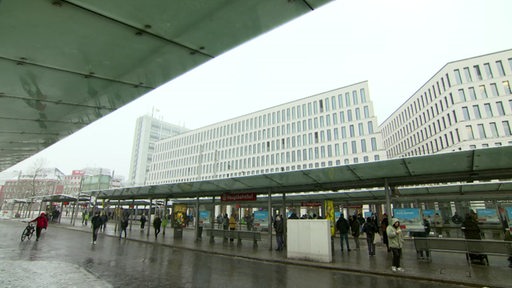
top-left (325, 200), bottom-right (335, 237)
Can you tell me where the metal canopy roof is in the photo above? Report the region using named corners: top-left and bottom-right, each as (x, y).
top-left (172, 181), bottom-right (512, 206)
top-left (86, 146), bottom-right (512, 201)
top-left (0, 0), bottom-right (331, 171)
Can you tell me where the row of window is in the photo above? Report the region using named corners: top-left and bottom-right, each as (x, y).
top-left (147, 154), bottom-right (382, 184)
top-left (382, 56), bottom-right (512, 137)
top-left (387, 120), bottom-right (512, 158)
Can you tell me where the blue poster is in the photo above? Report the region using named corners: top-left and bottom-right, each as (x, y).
top-left (254, 210), bottom-right (269, 230)
top-left (476, 208), bottom-right (500, 224)
top-left (505, 207), bottom-right (512, 231)
top-left (335, 211), bottom-right (341, 220)
top-left (393, 208), bottom-right (423, 231)
top-left (423, 209), bottom-right (435, 217)
top-left (199, 210), bottom-right (210, 225)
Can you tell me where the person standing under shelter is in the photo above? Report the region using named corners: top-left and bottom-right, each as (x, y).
top-left (362, 217), bottom-right (377, 256)
top-left (274, 214), bottom-right (284, 251)
top-left (387, 218), bottom-right (405, 272)
top-left (91, 211), bottom-right (102, 245)
top-left (381, 214), bottom-right (390, 252)
top-left (30, 212), bottom-right (48, 241)
top-left (229, 213), bottom-right (237, 242)
top-left (336, 214), bottom-right (351, 252)
top-left (153, 215), bottom-right (162, 239)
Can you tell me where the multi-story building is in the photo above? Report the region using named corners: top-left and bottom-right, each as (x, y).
top-left (147, 81), bottom-right (386, 184)
top-left (380, 49), bottom-right (512, 158)
top-left (80, 167), bottom-right (112, 192)
top-left (128, 115), bottom-right (189, 186)
top-left (62, 170), bottom-right (85, 196)
top-left (2, 168), bottom-right (65, 200)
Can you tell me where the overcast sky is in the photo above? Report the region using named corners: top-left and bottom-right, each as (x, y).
top-left (3, 0), bottom-right (512, 179)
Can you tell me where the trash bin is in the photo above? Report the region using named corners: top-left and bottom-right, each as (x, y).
top-left (174, 227), bottom-right (183, 239)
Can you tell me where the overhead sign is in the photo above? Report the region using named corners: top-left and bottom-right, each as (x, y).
top-left (221, 193), bottom-right (256, 202)
top-left (301, 202), bottom-right (321, 207)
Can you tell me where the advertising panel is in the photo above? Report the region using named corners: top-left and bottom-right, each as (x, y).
top-left (393, 208), bottom-right (424, 231)
top-left (476, 208), bottom-right (500, 224)
top-left (199, 210), bottom-right (210, 226)
top-left (253, 210), bottom-right (269, 230)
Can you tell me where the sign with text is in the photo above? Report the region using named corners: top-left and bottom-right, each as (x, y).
top-left (393, 208), bottom-right (424, 231)
top-left (221, 193), bottom-right (256, 202)
top-left (301, 202), bottom-right (322, 207)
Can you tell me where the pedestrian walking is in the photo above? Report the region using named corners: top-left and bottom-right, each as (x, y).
top-left (387, 218), bottom-right (405, 272)
top-left (153, 215), bottom-right (162, 238)
top-left (274, 214), bottom-right (284, 251)
top-left (119, 216), bottom-right (129, 239)
top-left (350, 215), bottom-right (360, 250)
top-left (362, 217), bottom-right (377, 256)
top-left (101, 212), bottom-right (108, 232)
top-left (30, 212), bottom-right (48, 241)
top-left (91, 211), bottom-right (102, 245)
top-left (140, 214), bottom-right (147, 230)
top-left (336, 214), bottom-right (351, 252)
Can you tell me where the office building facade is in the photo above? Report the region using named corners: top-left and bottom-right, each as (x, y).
top-left (128, 115), bottom-right (189, 186)
top-left (147, 81), bottom-right (386, 184)
top-left (380, 49), bottom-right (512, 159)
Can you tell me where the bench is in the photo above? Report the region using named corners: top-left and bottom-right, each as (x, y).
top-left (413, 237), bottom-right (512, 266)
top-left (205, 229), bottom-right (262, 247)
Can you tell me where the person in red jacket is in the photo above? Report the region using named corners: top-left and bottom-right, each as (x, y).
top-left (30, 212), bottom-right (48, 241)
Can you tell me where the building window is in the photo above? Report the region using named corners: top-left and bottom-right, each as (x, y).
top-left (474, 65), bottom-right (483, 80)
top-left (503, 80), bottom-right (512, 95)
top-left (497, 101), bottom-right (505, 116)
top-left (360, 88), bottom-right (367, 103)
top-left (503, 121), bottom-right (512, 136)
top-left (496, 60), bottom-right (506, 77)
top-left (466, 125), bottom-right (475, 140)
top-left (458, 89), bottom-right (466, 101)
top-left (484, 63), bottom-right (494, 79)
top-left (473, 105), bottom-right (481, 119)
top-left (477, 124), bottom-right (486, 139)
top-left (479, 85), bottom-right (488, 98)
top-left (454, 69), bottom-right (463, 84)
top-left (462, 106), bottom-right (470, 120)
top-left (490, 122), bottom-right (499, 138)
top-left (463, 67), bottom-right (473, 82)
top-left (491, 83), bottom-right (499, 96)
top-left (468, 87), bottom-right (477, 100)
top-left (484, 103), bottom-right (493, 117)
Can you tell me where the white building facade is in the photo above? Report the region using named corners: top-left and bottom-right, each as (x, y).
top-left (128, 115), bottom-right (189, 186)
top-left (147, 81), bottom-right (387, 185)
top-left (380, 49), bottom-right (512, 158)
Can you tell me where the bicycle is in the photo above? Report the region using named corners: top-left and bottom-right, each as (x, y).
top-left (21, 222), bottom-right (35, 241)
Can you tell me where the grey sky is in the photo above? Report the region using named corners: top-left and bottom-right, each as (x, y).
top-left (3, 0), bottom-right (512, 179)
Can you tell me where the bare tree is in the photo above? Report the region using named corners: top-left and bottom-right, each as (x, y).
top-left (26, 158), bottom-right (47, 217)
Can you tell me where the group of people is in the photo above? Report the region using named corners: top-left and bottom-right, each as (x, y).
top-left (336, 213), bottom-right (406, 272)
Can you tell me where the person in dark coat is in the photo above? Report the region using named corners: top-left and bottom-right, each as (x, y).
top-left (140, 214), bottom-right (147, 230)
top-left (153, 215), bottom-right (162, 239)
top-left (336, 214), bottom-right (351, 252)
top-left (350, 216), bottom-right (361, 250)
top-left (381, 214), bottom-right (390, 252)
top-left (461, 212), bottom-right (481, 240)
top-left (362, 217), bottom-right (377, 256)
top-left (91, 211), bottom-right (102, 245)
top-left (30, 212), bottom-right (48, 241)
top-left (119, 216), bottom-right (129, 239)
top-left (274, 214), bottom-right (285, 251)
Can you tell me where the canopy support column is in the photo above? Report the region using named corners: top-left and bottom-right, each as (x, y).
top-left (147, 199), bottom-right (152, 237)
top-left (195, 195), bottom-right (200, 241)
top-left (210, 196), bottom-right (216, 243)
top-left (385, 179), bottom-right (392, 217)
top-left (268, 189), bottom-right (273, 251)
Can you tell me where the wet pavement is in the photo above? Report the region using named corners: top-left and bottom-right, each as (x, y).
top-left (1, 217), bottom-right (509, 288)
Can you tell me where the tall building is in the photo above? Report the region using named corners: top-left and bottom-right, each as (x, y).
top-left (380, 49), bottom-right (512, 158)
top-left (128, 115), bottom-right (189, 186)
top-left (147, 81), bottom-right (386, 184)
